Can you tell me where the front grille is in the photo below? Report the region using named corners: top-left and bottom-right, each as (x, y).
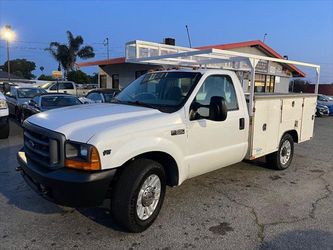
top-left (23, 122), bottom-right (65, 168)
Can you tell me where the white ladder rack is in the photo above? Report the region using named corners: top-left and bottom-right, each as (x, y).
top-left (125, 40), bottom-right (320, 116)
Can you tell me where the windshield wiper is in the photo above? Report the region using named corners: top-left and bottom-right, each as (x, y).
top-left (128, 101), bottom-right (158, 109)
top-left (111, 98), bottom-right (157, 109)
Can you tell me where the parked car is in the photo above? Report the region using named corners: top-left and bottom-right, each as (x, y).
top-left (5, 86), bottom-right (47, 119)
top-left (316, 104), bottom-right (329, 117)
top-left (40, 81), bottom-right (89, 97)
top-left (317, 94), bottom-right (333, 115)
top-left (20, 93), bottom-right (83, 124)
top-left (0, 92), bottom-right (9, 139)
top-left (85, 88), bottom-right (120, 103)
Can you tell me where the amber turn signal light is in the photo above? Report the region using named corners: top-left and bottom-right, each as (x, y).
top-left (65, 146), bottom-right (101, 171)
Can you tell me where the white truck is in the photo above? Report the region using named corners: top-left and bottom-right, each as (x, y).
top-left (17, 41), bottom-right (320, 232)
top-left (0, 92), bottom-right (9, 139)
top-left (39, 81), bottom-right (90, 97)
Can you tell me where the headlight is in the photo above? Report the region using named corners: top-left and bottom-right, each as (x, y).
top-left (65, 141), bottom-right (101, 170)
top-left (0, 99), bottom-right (7, 109)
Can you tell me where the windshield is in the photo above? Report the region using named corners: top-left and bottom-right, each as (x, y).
top-left (41, 96), bottom-right (81, 108)
top-left (115, 72), bottom-right (201, 111)
top-left (17, 88), bottom-right (46, 98)
top-left (40, 82), bottom-right (54, 89)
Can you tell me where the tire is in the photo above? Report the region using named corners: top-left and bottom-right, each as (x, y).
top-left (266, 133), bottom-right (294, 170)
top-left (111, 158), bottom-right (166, 232)
top-left (0, 118), bottom-right (10, 139)
top-left (20, 111), bottom-right (25, 125)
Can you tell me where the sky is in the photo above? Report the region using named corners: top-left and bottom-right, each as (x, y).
top-left (0, 0), bottom-right (332, 83)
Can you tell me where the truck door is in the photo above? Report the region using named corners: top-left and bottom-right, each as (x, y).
top-left (57, 82), bottom-right (75, 95)
top-left (186, 74), bottom-right (248, 178)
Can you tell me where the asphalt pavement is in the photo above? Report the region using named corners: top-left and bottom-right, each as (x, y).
top-left (0, 117), bottom-right (332, 250)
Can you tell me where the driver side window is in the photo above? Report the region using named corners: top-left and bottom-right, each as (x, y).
top-left (191, 75), bottom-right (238, 118)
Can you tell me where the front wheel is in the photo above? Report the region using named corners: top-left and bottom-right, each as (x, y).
top-left (111, 159), bottom-right (166, 232)
top-left (266, 133), bottom-right (294, 170)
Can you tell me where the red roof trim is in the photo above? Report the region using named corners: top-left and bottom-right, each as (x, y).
top-left (77, 57), bottom-right (125, 67)
top-left (196, 40), bottom-right (305, 77)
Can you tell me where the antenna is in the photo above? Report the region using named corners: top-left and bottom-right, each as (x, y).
top-left (263, 33), bottom-right (268, 43)
top-left (104, 37), bottom-right (110, 59)
top-left (185, 25), bottom-right (192, 48)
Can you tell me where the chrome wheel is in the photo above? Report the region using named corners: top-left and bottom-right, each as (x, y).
top-left (280, 140), bottom-right (291, 165)
top-left (136, 174), bottom-right (161, 220)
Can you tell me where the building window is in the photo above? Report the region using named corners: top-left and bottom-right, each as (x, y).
top-left (254, 74), bottom-right (275, 93)
top-left (135, 70), bottom-right (147, 79)
top-left (112, 74), bottom-right (119, 89)
top-left (100, 75), bottom-right (107, 88)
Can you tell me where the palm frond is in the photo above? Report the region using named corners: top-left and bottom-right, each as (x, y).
top-left (77, 46), bottom-right (95, 59)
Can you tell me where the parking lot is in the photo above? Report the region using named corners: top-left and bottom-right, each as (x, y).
top-left (0, 117), bottom-right (332, 250)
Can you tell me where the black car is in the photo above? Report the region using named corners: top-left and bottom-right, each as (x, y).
top-left (85, 88), bottom-right (120, 103)
top-left (20, 93), bottom-right (82, 124)
top-left (5, 86), bottom-right (47, 119)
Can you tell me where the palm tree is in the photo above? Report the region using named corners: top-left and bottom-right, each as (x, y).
top-left (46, 31), bottom-right (95, 78)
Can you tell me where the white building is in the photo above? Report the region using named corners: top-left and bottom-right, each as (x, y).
top-left (78, 40), bottom-right (305, 93)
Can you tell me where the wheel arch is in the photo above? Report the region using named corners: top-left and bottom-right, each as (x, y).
top-left (282, 130), bottom-right (299, 143)
top-left (124, 151), bottom-right (179, 187)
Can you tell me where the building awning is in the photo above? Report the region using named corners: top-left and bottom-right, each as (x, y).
top-left (77, 57), bottom-right (125, 67)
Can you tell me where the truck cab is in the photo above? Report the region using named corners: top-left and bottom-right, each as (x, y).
top-left (41, 81), bottom-right (77, 95)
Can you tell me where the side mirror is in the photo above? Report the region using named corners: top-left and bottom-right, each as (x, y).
top-left (209, 96), bottom-right (228, 121)
top-left (29, 100), bottom-right (38, 108)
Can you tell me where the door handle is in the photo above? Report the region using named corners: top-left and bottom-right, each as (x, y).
top-left (239, 118), bottom-right (245, 130)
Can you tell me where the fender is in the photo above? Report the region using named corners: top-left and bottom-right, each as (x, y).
top-left (92, 134), bottom-right (188, 185)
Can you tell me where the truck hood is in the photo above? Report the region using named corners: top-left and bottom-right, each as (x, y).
top-left (27, 103), bottom-right (162, 142)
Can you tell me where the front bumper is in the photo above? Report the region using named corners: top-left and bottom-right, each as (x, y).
top-left (17, 150), bottom-right (117, 207)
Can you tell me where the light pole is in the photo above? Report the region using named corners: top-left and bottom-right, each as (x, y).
top-left (1, 25), bottom-right (15, 82)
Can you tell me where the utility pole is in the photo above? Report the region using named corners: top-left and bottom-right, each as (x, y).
top-left (263, 33), bottom-right (268, 43)
top-left (185, 25), bottom-right (192, 48)
top-left (104, 38), bottom-right (110, 59)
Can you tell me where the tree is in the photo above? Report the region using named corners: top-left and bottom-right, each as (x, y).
top-left (67, 70), bottom-right (90, 83)
top-left (38, 74), bottom-right (53, 81)
top-left (46, 31), bottom-right (95, 77)
top-left (0, 58), bottom-right (36, 79)
top-left (89, 72), bottom-right (98, 84)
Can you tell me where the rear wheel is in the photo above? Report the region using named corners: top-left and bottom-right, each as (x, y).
top-left (111, 158), bottom-right (166, 232)
top-left (266, 133), bottom-right (294, 170)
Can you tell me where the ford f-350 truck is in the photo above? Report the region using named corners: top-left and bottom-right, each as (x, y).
top-left (17, 42), bottom-right (319, 232)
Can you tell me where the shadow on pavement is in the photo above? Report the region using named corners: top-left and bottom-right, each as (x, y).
top-left (259, 230), bottom-right (333, 250)
top-left (0, 144), bottom-right (66, 214)
top-left (77, 201), bottom-right (125, 232)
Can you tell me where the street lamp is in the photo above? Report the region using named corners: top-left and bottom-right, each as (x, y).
top-left (1, 25), bottom-right (15, 81)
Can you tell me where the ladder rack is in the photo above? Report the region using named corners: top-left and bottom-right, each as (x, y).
top-left (125, 40), bottom-right (320, 116)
